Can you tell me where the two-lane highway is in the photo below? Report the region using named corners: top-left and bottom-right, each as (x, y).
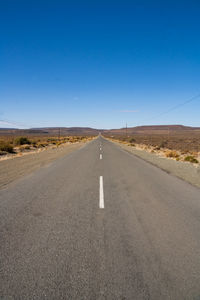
top-left (0, 136), bottom-right (200, 299)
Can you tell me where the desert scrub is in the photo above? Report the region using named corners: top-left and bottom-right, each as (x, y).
top-left (15, 137), bottom-right (31, 145)
top-left (184, 156), bottom-right (199, 163)
top-left (0, 151), bottom-right (7, 156)
top-left (47, 138), bottom-right (56, 142)
top-left (129, 138), bottom-right (136, 143)
top-left (56, 141), bottom-right (63, 147)
top-left (24, 145), bottom-right (31, 150)
top-left (159, 141), bottom-right (167, 148)
top-left (165, 150), bottom-right (180, 159)
top-left (31, 141), bottom-right (37, 147)
top-left (154, 146), bottom-right (161, 150)
top-left (0, 142), bottom-right (14, 153)
top-left (36, 142), bottom-right (48, 148)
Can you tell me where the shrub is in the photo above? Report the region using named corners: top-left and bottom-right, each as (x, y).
top-left (18, 145), bottom-right (32, 152)
top-left (0, 151), bottom-right (7, 156)
top-left (31, 141), bottom-right (37, 146)
top-left (154, 146), bottom-right (160, 150)
top-left (0, 142), bottom-right (14, 153)
top-left (24, 145), bottom-right (31, 150)
top-left (184, 156), bottom-right (199, 163)
top-left (47, 138), bottom-right (57, 143)
top-left (129, 138), bottom-right (136, 143)
top-left (37, 143), bottom-right (48, 148)
top-left (15, 137), bottom-right (31, 145)
top-left (159, 141), bottom-right (167, 148)
top-left (165, 150), bottom-right (179, 159)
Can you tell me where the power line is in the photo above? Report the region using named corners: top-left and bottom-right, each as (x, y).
top-left (142, 92), bottom-right (200, 124)
top-left (0, 118), bottom-right (31, 128)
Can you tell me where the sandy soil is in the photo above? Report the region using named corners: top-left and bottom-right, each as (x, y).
top-left (0, 142), bottom-right (83, 189)
top-left (112, 140), bottom-right (200, 188)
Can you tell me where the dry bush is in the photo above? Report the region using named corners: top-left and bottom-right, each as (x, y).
top-left (159, 141), bottom-right (167, 148)
top-left (129, 138), bottom-right (136, 143)
top-left (184, 156), bottom-right (199, 163)
top-left (36, 142), bottom-right (49, 148)
top-left (0, 141), bottom-right (14, 153)
top-left (56, 141), bottom-right (62, 147)
top-left (165, 150), bottom-right (180, 159)
top-left (154, 146), bottom-right (160, 150)
top-left (23, 145), bottom-right (31, 150)
top-left (15, 137), bottom-right (31, 145)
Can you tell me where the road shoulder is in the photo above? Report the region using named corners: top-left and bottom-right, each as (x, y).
top-left (110, 139), bottom-right (200, 189)
top-left (0, 142), bottom-right (84, 189)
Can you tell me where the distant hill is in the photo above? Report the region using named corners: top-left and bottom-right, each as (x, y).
top-left (0, 127), bottom-right (100, 136)
top-left (103, 125), bottom-right (200, 135)
top-left (131, 125), bottom-right (200, 131)
top-left (0, 125), bottom-right (200, 136)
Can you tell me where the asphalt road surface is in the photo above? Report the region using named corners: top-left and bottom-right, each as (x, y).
top-left (1, 136), bottom-right (200, 300)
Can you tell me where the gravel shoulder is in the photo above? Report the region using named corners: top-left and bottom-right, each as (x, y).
top-left (0, 142), bottom-right (84, 189)
top-left (112, 140), bottom-right (200, 188)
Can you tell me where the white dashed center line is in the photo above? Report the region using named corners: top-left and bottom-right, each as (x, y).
top-left (100, 154), bottom-right (102, 160)
top-left (99, 176), bottom-right (104, 209)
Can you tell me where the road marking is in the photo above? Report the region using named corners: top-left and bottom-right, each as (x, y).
top-left (99, 176), bottom-right (104, 209)
top-left (100, 147), bottom-right (102, 151)
top-left (100, 154), bottom-right (102, 160)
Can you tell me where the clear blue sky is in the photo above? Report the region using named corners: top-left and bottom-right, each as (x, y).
top-left (1, 0), bottom-right (200, 129)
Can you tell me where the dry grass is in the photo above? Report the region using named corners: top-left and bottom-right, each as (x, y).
top-left (165, 150), bottom-right (180, 159)
top-left (108, 134), bottom-right (200, 164)
top-left (0, 135), bottom-right (93, 157)
top-left (105, 131), bottom-right (200, 152)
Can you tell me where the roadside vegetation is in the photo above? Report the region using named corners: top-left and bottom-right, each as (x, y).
top-left (107, 134), bottom-right (200, 164)
top-left (0, 141), bottom-right (14, 154)
top-left (184, 155), bottom-right (199, 163)
top-left (0, 135), bottom-right (94, 158)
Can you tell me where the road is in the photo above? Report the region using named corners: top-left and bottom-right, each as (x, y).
top-left (0, 136), bottom-right (200, 299)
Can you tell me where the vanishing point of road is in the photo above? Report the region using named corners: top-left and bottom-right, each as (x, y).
top-left (0, 136), bottom-right (200, 299)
